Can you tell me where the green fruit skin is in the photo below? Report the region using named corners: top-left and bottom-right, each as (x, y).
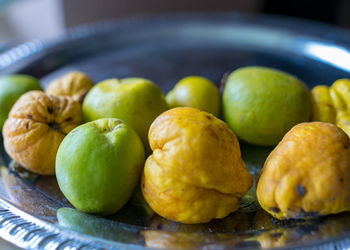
top-left (82, 78), bottom-right (168, 154)
top-left (0, 75), bottom-right (42, 129)
top-left (223, 66), bottom-right (311, 146)
top-left (56, 118), bottom-right (145, 215)
top-left (166, 76), bottom-right (221, 116)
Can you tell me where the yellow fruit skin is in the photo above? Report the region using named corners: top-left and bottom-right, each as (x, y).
top-left (257, 122), bottom-right (350, 220)
top-left (45, 71), bottom-right (94, 103)
top-left (311, 79), bottom-right (350, 136)
top-left (2, 91), bottom-right (82, 175)
top-left (141, 107), bottom-right (252, 224)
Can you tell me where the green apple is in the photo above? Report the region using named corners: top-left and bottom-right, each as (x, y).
top-left (56, 118), bottom-right (145, 215)
top-left (0, 75), bottom-right (42, 129)
top-left (166, 76), bottom-right (221, 116)
top-left (222, 66), bottom-right (311, 146)
top-left (82, 78), bottom-right (168, 153)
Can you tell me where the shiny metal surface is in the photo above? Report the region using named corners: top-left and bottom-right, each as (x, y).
top-left (1, 13), bottom-right (350, 249)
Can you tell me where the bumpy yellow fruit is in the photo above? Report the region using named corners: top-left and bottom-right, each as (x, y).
top-left (45, 71), bottom-right (94, 103)
top-left (257, 122), bottom-right (350, 220)
top-left (141, 107), bottom-right (252, 224)
top-left (311, 79), bottom-right (350, 136)
top-left (3, 91), bottom-right (82, 175)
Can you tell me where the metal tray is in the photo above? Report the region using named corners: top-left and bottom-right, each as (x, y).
top-left (1, 13), bottom-right (350, 249)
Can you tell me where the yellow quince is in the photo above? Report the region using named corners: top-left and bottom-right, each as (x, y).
top-left (141, 107), bottom-right (252, 224)
top-left (311, 78), bottom-right (350, 136)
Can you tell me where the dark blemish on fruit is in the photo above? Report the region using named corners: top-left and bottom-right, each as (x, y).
top-left (56, 106), bottom-right (61, 111)
top-left (340, 178), bottom-right (344, 183)
top-left (27, 115), bottom-right (33, 120)
top-left (47, 106), bottom-right (53, 114)
top-left (65, 117), bottom-right (73, 122)
top-left (206, 114), bottom-right (213, 120)
top-left (270, 207), bottom-right (280, 213)
top-left (48, 122), bottom-right (60, 132)
top-left (296, 185), bottom-right (306, 197)
top-left (345, 145), bottom-right (349, 149)
top-left (26, 123), bottom-right (30, 129)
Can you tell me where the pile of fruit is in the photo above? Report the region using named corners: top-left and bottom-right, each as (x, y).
top-left (2, 66), bottom-right (350, 224)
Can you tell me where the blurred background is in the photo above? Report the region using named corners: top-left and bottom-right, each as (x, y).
top-left (0, 0), bottom-right (350, 51)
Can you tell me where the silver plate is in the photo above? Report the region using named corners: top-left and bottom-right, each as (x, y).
top-left (1, 13), bottom-right (350, 249)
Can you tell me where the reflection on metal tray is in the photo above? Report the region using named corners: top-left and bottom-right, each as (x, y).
top-left (1, 12), bottom-right (350, 249)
